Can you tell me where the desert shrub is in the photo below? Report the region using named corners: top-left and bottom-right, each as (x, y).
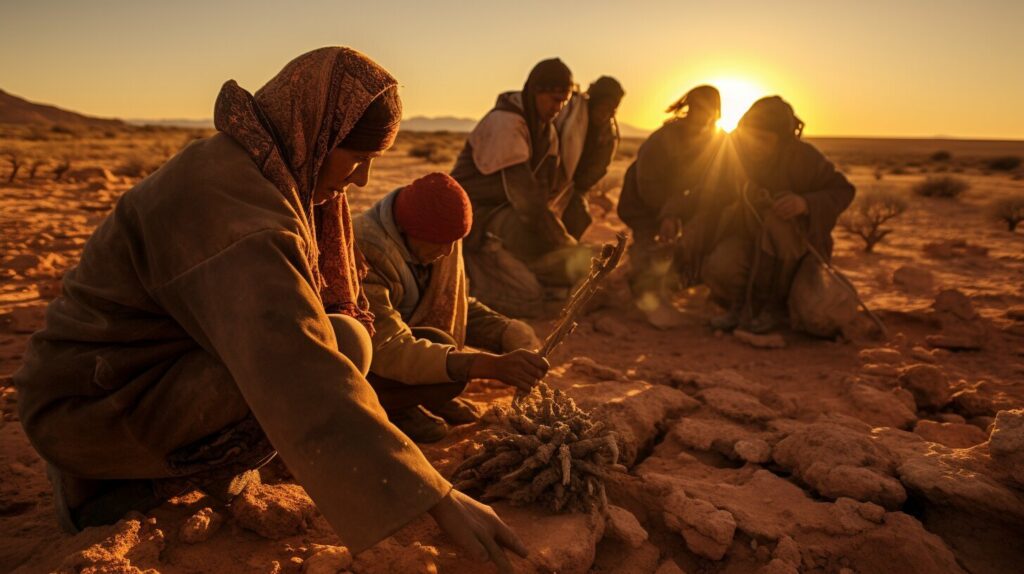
top-left (840, 189), bottom-right (908, 252)
top-left (889, 165), bottom-right (908, 175)
top-left (50, 123), bottom-right (78, 136)
top-left (52, 157), bottom-right (72, 181)
top-left (115, 154), bottom-right (161, 178)
top-left (873, 168), bottom-right (884, 180)
top-left (990, 197), bottom-right (1024, 231)
top-left (987, 156), bottom-right (1021, 171)
top-left (407, 142), bottom-right (454, 164)
top-left (4, 151), bottom-right (24, 183)
top-left (913, 175), bottom-right (969, 198)
top-left (930, 150), bottom-right (952, 162)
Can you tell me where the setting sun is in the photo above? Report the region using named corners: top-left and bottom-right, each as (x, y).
top-left (709, 77), bottom-right (767, 132)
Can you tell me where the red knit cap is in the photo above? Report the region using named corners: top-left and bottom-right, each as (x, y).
top-left (393, 173), bottom-right (473, 243)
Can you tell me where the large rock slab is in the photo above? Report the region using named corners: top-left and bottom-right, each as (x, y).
top-left (987, 409), bottom-right (1024, 487)
top-left (632, 455), bottom-right (964, 573)
top-left (548, 370), bottom-right (699, 466)
top-left (772, 422), bottom-right (906, 509)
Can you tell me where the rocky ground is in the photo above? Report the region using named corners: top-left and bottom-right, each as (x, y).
top-left (1, 132), bottom-right (1023, 573)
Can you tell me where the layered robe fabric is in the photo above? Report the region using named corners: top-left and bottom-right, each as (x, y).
top-left (734, 138), bottom-right (855, 259)
top-left (555, 92), bottom-right (619, 240)
top-left (354, 190), bottom-right (510, 384)
top-left (702, 137), bottom-right (858, 334)
top-left (450, 91), bottom-right (576, 258)
top-left (14, 47), bottom-right (449, 553)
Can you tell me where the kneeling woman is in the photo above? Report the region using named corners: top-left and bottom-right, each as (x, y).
top-left (15, 47), bottom-right (525, 569)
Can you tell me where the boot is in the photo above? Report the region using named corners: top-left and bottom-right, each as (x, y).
top-left (48, 464), bottom-right (163, 533)
top-left (391, 406), bottom-right (449, 443)
top-left (426, 397), bottom-right (481, 425)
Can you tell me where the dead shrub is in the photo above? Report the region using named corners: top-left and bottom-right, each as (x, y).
top-left (840, 189), bottom-right (908, 252)
top-left (990, 197), bottom-right (1024, 232)
top-left (913, 175), bottom-right (969, 199)
top-left (407, 142), bottom-right (454, 164)
top-left (987, 156), bottom-right (1021, 171)
top-left (115, 154), bottom-right (161, 178)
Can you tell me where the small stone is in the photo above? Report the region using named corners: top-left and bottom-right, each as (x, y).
top-left (303, 545), bottom-right (353, 574)
top-left (898, 364), bottom-right (952, 409)
top-left (179, 507), bottom-right (224, 543)
top-left (605, 504), bottom-right (648, 548)
top-left (733, 329), bottom-right (786, 349)
top-left (858, 348), bottom-right (903, 365)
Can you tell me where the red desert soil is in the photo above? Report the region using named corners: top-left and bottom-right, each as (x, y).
top-left (1, 132), bottom-right (1023, 573)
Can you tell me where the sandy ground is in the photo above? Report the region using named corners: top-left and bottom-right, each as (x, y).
top-left (1, 132), bottom-right (1023, 574)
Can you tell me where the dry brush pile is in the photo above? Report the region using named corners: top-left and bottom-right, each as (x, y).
top-left (451, 382), bottom-right (624, 514)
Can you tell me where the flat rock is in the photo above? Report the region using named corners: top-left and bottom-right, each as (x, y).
top-left (230, 482), bottom-right (316, 539)
top-left (846, 383), bottom-right (917, 429)
top-left (772, 422), bottom-right (906, 509)
top-left (898, 364), bottom-right (952, 409)
top-left (950, 380), bottom-right (1020, 418)
top-left (913, 420), bottom-right (989, 448)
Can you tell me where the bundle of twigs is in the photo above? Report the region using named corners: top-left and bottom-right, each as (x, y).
top-left (452, 234), bottom-right (630, 513)
top-left (452, 383), bottom-right (624, 512)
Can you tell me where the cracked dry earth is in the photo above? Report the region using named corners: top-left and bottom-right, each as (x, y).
top-left (2, 136), bottom-right (1024, 574)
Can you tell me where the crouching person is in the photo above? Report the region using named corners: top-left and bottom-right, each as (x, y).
top-left (704, 96), bottom-right (858, 336)
top-left (355, 172), bottom-right (550, 442)
top-left (14, 48), bottom-right (527, 571)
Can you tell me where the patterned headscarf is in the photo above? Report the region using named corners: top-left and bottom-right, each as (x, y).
top-left (213, 47), bottom-right (402, 334)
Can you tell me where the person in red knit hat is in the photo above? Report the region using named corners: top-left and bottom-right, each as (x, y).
top-left (354, 172), bottom-right (549, 442)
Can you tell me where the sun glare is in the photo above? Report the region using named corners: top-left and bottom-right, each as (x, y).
top-left (710, 77), bottom-right (766, 133)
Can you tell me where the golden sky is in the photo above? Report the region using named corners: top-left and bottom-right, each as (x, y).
top-left (1, 0), bottom-right (1022, 138)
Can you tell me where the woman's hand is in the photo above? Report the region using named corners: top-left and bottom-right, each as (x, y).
top-left (772, 193), bottom-right (808, 220)
top-left (429, 489), bottom-right (528, 573)
top-left (656, 217), bottom-right (683, 243)
top-left (469, 350), bottom-right (550, 392)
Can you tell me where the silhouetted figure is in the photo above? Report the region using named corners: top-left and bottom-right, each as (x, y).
top-left (557, 76), bottom-right (625, 240)
top-left (704, 96), bottom-right (858, 336)
top-left (617, 85), bottom-right (727, 327)
top-left (451, 58), bottom-right (592, 317)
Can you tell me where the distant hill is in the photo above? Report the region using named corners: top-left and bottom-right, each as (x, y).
top-left (401, 114), bottom-right (652, 137)
top-left (126, 118), bottom-right (214, 129)
top-left (0, 88), bottom-right (125, 128)
top-left (400, 116), bottom-right (477, 133)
